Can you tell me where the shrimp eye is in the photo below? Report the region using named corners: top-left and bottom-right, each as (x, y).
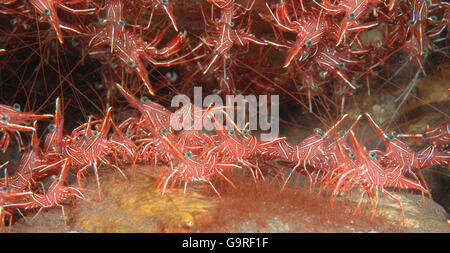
top-left (2, 186), bottom-right (7, 193)
top-left (44, 9), bottom-right (50, 15)
top-left (162, 0), bottom-right (168, 4)
top-left (118, 20), bottom-right (125, 27)
top-left (305, 40), bottom-right (312, 47)
top-left (215, 17), bottom-right (220, 23)
top-left (93, 131), bottom-right (99, 137)
top-left (129, 60), bottom-right (136, 68)
top-left (213, 49), bottom-right (220, 55)
top-left (339, 130), bottom-right (347, 136)
top-left (228, 130), bottom-right (235, 136)
top-left (9, 18), bottom-right (16, 25)
top-left (338, 62), bottom-right (345, 69)
top-left (391, 131), bottom-right (397, 137)
top-left (318, 131), bottom-right (326, 138)
top-left (230, 21), bottom-right (235, 28)
top-left (184, 151), bottom-right (192, 159)
top-left (212, 88), bottom-right (218, 94)
top-left (1, 115), bottom-right (7, 123)
top-left (242, 129), bottom-right (250, 135)
top-left (126, 131), bottom-right (133, 137)
top-left (387, 135), bottom-right (394, 141)
top-left (348, 152), bottom-right (355, 159)
top-left (235, 90), bottom-right (241, 95)
top-left (430, 16), bottom-right (438, 22)
top-left (160, 128), bottom-right (168, 134)
top-left (421, 133), bottom-right (427, 139)
top-left (165, 71), bottom-right (178, 82)
top-left (319, 71), bottom-right (326, 78)
top-left (48, 124), bottom-right (57, 131)
top-left (12, 103), bottom-right (20, 111)
top-left (348, 13), bottom-right (355, 19)
top-left (140, 96), bottom-right (149, 103)
top-left (98, 18), bottom-right (105, 24)
top-left (368, 151), bottom-right (377, 159)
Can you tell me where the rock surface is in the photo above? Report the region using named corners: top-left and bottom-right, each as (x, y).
top-left (5, 166), bottom-right (448, 233)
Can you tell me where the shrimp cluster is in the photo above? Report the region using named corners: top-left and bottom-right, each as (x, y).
top-left (0, 0), bottom-right (448, 231)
